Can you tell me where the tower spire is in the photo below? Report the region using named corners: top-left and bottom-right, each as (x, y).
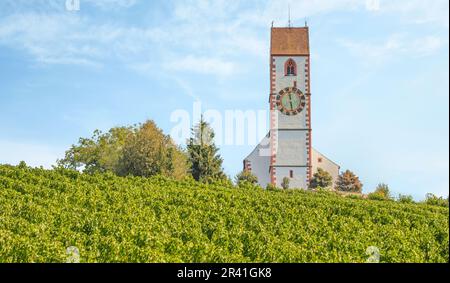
top-left (288, 4), bottom-right (292, 28)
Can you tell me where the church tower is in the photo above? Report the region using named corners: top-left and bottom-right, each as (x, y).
top-left (269, 26), bottom-right (312, 188)
top-left (244, 25), bottom-right (340, 190)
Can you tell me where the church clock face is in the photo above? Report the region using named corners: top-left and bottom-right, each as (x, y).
top-left (276, 87), bottom-right (306, 115)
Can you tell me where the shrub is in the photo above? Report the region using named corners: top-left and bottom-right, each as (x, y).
top-left (335, 170), bottom-right (363, 193)
top-left (424, 193), bottom-right (449, 207)
top-left (281, 177), bottom-right (290, 190)
top-left (398, 194), bottom-right (414, 204)
top-left (368, 192), bottom-right (387, 201)
top-left (266, 183), bottom-right (278, 191)
top-left (18, 161), bottom-right (28, 169)
top-left (310, 168), bottom-right (333, 189)
top-left (211, 175), bottom-right (235, 188)
top-left (235, 170), bottom-right (258, 186)
top-left (373, 183), bottom-right (391, 200)
top-left (347, 194), bottom-right (364, 200)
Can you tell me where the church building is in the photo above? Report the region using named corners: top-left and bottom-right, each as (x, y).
top-left (243, 25), bottom-right (340, 189)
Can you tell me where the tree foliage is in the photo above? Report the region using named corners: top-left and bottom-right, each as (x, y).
top-left (58, 127), bottom-right (132, 174)
top-left (424, 193), bottom-right (449, 208)
top-left (335, 170), bottom-right (363, 193)
top-left (266, 183), bottom-right (278, 191)
top-left (368, 192), bottom-right (388, 201)
top-left (57, 120), bottom-right (188, 179)
top-left (398, 194), bottom-right (414, 204)
top-left (310, 168), bottom-right (333, 189)
top-left (281, 177), bottom-right (290, 190)
top-left (372, 183), bottom-right (392, 200)
top-left (118, 121), bottom-right (188, 179)
top-left (235, 170), bottom-right (258, 186)
top-left (187, 117), bottom-right (225, 183)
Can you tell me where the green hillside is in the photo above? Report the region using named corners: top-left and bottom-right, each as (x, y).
top-left (0, 164), bottom-right (448, 263)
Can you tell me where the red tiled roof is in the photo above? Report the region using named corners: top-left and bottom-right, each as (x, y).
top-left (271, 27), bottom-right (310, 56)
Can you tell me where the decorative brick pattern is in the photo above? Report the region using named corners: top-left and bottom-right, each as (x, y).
top-left (306, 55), bottom-right (312, 184)
top-left (269, 56), bottom-right (277, 186)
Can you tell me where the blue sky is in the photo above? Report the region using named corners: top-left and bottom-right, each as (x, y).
top-left (0, 0), bottom-right (448, 200)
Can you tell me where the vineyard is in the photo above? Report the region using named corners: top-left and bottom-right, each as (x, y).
top-left (0, 164), bottom-right (448, 263)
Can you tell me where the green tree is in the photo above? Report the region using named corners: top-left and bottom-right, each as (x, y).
top-left (335, 170), bottom-right (363, 193)
top-left (18, 161), bottom-right (28, 169)
top-left (373, 183), bottom-right (391, 200)
top-left (281, 177), bottom-right (290, 190)
top-left (266, 183), bottom-right (278, 191)
top-left (368, 192), bottom-right (387, 201)
top-left (58, 126), bottom-right (133, 174)
top-left (58, 120), bottom-right (188, 179)
top-left (310, 168), bottom-right (333, 189)
top-left (235, 170), bottom-right (258, 186)
top-left (424, 193), bottom-right (449, 207)
top-left (398, 194), bottom-right (414, 204)
top-left (187, 117), bottom-right (225, 183)
top-left (118, 121), bottom-right (188, 179)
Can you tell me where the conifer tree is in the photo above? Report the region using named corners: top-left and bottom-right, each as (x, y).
top-left (187, 117), bottom-right (225, 183)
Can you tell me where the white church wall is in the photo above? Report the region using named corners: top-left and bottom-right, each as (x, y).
top-left (275, 130), bottom-right (308, 166)
top-left (311, 149), bottom-right (340, 188)
top-left (276, 110), bottom-right (307, 129)
top-left (245, 138), bottom-right (271, 188)
top-left (274, 56), bottom-right (308, 93)
top-left (275, 167), bottom-right (308, 189)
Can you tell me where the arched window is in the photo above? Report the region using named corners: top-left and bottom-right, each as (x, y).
top-left (285, 59), bottom-right (297, 76)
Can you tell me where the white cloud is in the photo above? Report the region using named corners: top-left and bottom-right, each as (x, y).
top-left (339, 33), bottom-right (448, 65)
top-left (411, 35), bottom-right (449, 56)
top-left (0, 13), bottom-right (102, 66)
top-left (84, 0), bottom-right (138, 9)
top-left (0, 8), bottom-right (251, 76)
top-left (0, 12), bottom-right (168, 68)
top-left (339, 35), bottom-right (402, 60)
top-left (0, 0), bottom-right (139, 12)
top-left (165, 55), bottom-right (236, 77)
top-left (0, 1), bottom-right (447, 74)
top-left (380, 0), bottom-right (449, 28)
